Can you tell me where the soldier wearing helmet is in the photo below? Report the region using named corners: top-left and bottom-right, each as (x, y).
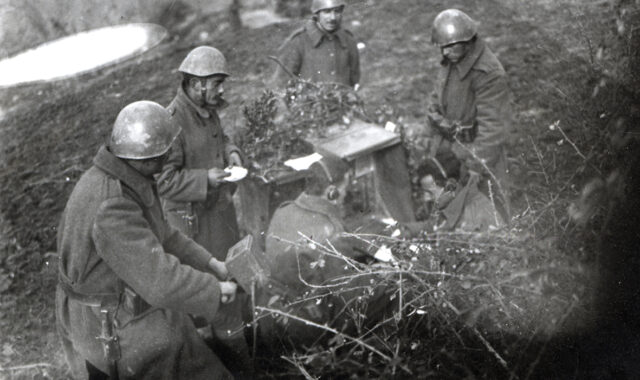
top-left (271, 0), bottom-right (360, 87)
top-left (56, 101), bottom-right (237, 379)
top-left (424, 9), bottom-right (512, 228)
top-left (260, 156), bottom-right (397, 347)
top-left (156, 46), bottom-right (252, 377)
top-left (157, 46), bottom-right (243, 259)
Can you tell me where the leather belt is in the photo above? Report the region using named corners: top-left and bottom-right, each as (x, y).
top-left (58, 278), bottom-right (120, 308)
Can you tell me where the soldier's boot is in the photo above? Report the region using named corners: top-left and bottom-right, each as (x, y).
top-left (211, 330), bottom-right (254, 380)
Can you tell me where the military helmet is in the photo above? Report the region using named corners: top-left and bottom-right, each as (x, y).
top-left (311, 0), bottom-right (346, 14)
top-left (178, 46), bottom-right (229, 77)
top-left (310, 156), bottom-right (349, 184)
top-left (110, 101), bottom-right (181, 160)
top-left (431, 9), bottom-right (477, 47)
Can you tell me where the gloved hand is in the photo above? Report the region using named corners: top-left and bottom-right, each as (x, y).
top-left (207, 167), bottom-right (230, 187)
top-left (220, 281), bottom-right (237, 304)
top-left (208, 257), bottom-right (229, 280)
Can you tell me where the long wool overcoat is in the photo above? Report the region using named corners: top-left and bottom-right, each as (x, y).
top-left (273, 19), bottom-right (360, 87)
top-left (432, 37), bottom-right (512, 216)
top-left (157, 87), bottom-right (242, 261)
top-left (263, 192), bottom-right (392, 345)
top-left (56, 146), bottom-right (232, 380)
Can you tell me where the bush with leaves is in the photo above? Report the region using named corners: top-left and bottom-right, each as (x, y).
top-left (252, 226), bottom-right (590, 379)
top-left (239, 80), bottom-right (368, 177)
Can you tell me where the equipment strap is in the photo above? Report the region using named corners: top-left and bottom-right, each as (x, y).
top-left (58, 276), bottom-right (120, 308)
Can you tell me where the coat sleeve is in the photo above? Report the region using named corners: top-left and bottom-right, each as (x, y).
top-left (163, 225), bottom-right (214, 272)
top-left (349, 39), bottom-right (360, 87)
top-left (328, 234), bottom-right (371, 259)
top-left (458, 69), bottom-right (510, 169)
top-left (272, 35), bottom-right (303, 87)
top-left (156, 133), bottom-right (209, 202)
top-left (224, 139), bottom-right (244, 165)
top-left (92, 196), bottom-right (221, 318)
top-left (273, 245), bottom-right (327, 292)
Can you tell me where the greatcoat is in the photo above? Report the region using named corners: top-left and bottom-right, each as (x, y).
top-left (157, 86), bottom-right (242, 261)
top-left (56, 146), bottom-right (232, 379)
top-left (262, 192), bottom-right (392, 345)
top-left (273, 19), bottom-right (360, 87)
top-left (431, 37), bottom-right (512, 218)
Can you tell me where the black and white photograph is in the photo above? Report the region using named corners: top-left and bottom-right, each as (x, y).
top-left (0, 0), bottom-right (639, 378)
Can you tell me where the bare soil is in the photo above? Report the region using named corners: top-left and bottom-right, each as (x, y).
top-left (1, 0), bottom-right (638, 378)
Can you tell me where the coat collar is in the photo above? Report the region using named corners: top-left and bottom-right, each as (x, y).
top-left (294, 192), bottom-right (344, 228)
top-left (306, 20), bottom-right (348, 48)
top-left (174, 85), bottom-right (228, 120)
top-left (93, 145), bottom-right (156, 207)
top-left (444, 38), bottom-right (486, 80)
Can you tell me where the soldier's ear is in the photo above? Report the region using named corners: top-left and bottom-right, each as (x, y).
top-left (327, 185), bottom-right (340, 201)
top-left (188, 77), bottom-right (200, 89)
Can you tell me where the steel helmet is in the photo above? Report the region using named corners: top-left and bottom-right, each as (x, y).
top-left (432, 9), bottom-right (477, 47)
top-left (311, 0), bottom-right (346, 13)
top-left (310, 156), bottom-right (349, 184)
top-left (178, 46), bottom-right (229, 77)
top-left (110, 100), bottom-right (181, 159)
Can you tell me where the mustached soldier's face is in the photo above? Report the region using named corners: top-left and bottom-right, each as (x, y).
top-left (316, 6), bottom-right (344, 33)
top-left (189, 75), bottom-right (226, 107)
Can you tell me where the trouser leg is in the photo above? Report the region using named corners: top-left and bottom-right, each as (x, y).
top-left (209, 292), bottom-right (254, 379)
top-left (86, 361), bottom-right (109, 380)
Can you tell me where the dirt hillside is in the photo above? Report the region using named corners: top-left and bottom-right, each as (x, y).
top-left (0, 0), bottom-right (639, 378)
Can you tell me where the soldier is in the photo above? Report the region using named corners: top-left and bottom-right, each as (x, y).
top-left (56, 101), bottom-right (237, 379)
top-left (156, 46), bottom-right (252, 378)
top-left (261, 157), bottom-right (395, 346)
top-left (425, 9), bottom-right (512, 227)
top-left (157, 46), bottom-right (243, 260)
top-left (272, 0), bottom-right (360, 87)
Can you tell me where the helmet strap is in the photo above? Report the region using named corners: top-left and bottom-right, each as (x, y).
top-left (199, 77), bottom-right (208, 106)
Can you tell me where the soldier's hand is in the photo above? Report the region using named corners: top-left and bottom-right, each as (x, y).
top-left (219, 281), bottom-right (237, 304)
top-left (208, 258), bottom-right (229, 280)
top-left (426, 111), bottom-right (443, 130)
top-left (207, 168), bottom-right (230, 187)
top-left (228, 152), bottom-right (243, 167)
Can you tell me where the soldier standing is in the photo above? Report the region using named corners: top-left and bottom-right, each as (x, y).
top-left (426, 9), bottom-right (512, 226)
top-left (56, 101), bottom-right (237, 379)
top-left (272, 0), bottom-right (360, 87)
top-left (156, 46), bottom-right (252, 378)
top-left (157, 46), bottom-right (243, 260)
